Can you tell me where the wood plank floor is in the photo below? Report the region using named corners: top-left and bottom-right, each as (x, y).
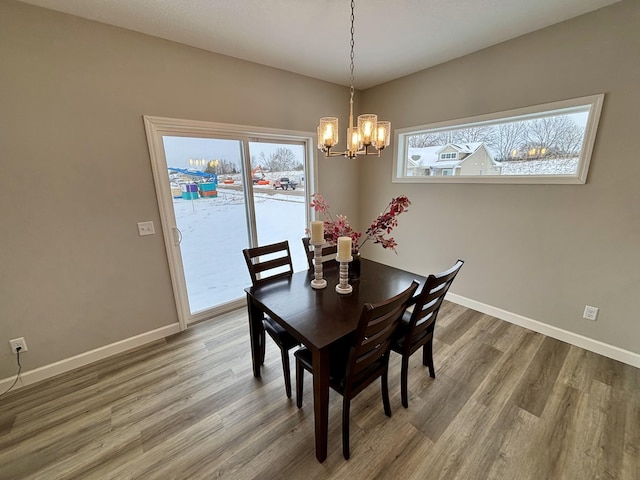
top-left (1, 302), bottom-right (638, 479)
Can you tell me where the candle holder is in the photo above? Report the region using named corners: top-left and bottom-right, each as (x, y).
top-left (335, 256), bottom-right (353, 294)
top-left (310, 241), bottom-right (327, 289)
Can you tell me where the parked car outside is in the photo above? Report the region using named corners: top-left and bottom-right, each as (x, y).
top-left (273, 177), bottom-right (297, 190)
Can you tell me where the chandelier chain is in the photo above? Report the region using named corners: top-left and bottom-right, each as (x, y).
top-left (349, 0), bottom-right (355, 101)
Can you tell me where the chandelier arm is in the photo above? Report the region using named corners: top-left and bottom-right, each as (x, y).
top-left (322, 149), bottom-right (380, 159)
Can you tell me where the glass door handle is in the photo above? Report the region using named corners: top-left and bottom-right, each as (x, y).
top-left (173, 227), bottom-right (183, 245)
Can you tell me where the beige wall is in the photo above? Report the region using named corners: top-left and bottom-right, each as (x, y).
top-left (0, 0), bottom-right (356, 379)
top-left (360, 0), bottom-right (640, 355)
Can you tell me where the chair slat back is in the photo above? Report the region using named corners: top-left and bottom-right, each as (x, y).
top-left (345, 281), bottom-right (419, 395)
top-left (301, 237), bottom-right (338, 270)
top-left (243, 241), bottom-right (294, 287)
top-left (405, 260), bottom-right (464, 352)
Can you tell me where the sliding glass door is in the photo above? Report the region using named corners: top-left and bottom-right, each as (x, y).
top-left (144, 117), bottom-right (313, 327)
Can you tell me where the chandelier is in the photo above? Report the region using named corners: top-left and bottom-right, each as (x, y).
top-left (317, 0), bottom-right (391, 159)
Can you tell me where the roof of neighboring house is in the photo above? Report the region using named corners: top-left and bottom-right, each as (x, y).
top-left (435, 142), bottom-right (483, 155)
top-left (409, 142), bottom-right (502, 169)
top-left (408, 146), bottom-right (441, 168)
top-left (408, 145), bottom-right (467, 169)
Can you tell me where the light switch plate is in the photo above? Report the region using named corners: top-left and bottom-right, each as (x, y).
top-left (137, 221), bottom-right (155, 236)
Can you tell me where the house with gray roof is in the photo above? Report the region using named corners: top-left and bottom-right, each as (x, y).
top-left (408, 142), bottom-right (502, 176)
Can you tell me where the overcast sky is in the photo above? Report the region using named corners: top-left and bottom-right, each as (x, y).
top-left (162, 136), bottom-right (305, 170)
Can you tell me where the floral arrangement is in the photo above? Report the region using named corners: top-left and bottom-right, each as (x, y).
top-left (310, 193), bottom-right (411, 254)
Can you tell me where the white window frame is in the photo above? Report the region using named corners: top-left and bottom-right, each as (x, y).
top-left (393, 94), bottom-right (604, 184)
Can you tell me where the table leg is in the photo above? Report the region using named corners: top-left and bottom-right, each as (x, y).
top-left (312, 346), bottom-right (330, 462)
top-left (246, 293), bottom-right (264, 378)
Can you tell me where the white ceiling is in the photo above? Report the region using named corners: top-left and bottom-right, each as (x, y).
top-left (18, 0), bottom-right (620, 89)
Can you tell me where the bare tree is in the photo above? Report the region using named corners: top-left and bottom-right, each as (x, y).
top-left (524, 115), bottom-right (580, 158)
top-left (554, 121), bottom-right (584, 157)
top-left (491, 121), bottom-right (528, 161)
top-left (435, 129), bottom-right (464, 146)
top-left (457, 125), bottom-right (497, 144)
top-left (408, 132), bottom-right (439, 147)
top-left (214, 159), bottom-right (237, 174)
top-left (260, 147), bottom-right (301, 172)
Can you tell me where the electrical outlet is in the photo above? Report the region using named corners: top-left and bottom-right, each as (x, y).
top-left (137, 221), bottom-right (155, 236)
top-left (583, 305), bottom-right (599, 321)
top-left (9, 337), bottom-right (28, 354)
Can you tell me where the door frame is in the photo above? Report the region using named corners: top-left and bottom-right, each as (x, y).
top-left (143, 115), bottom-right (317, 329)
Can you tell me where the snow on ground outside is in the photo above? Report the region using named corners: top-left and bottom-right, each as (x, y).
top-left (173, 188), bottom-right (308, 313)
top-left (500, 158), bottom-right (579, 175)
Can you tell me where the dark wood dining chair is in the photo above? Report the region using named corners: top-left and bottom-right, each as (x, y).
top-left (295, 280), bottom-right (419, 459)
top-left (243, 240), bottom-right (300, 398)
top-left (391, 260), bottom-right (464, 408)
top-left (301, 236), bottom-right (338, 270)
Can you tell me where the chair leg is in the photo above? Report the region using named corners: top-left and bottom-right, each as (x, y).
top-left (295, 357), bottom-right (303, 408)
top-left (401, 355), bottom-right (410, 408)
top-left (259, 330), bottom-right (266, 365)
top-left (423, 342), bottom-right (435, 378)
top-left (280, 348), bottom-right (292, 398)
top-left (342, 396), bottom-right (351, 460)
top-left (382, 368), bottom-right (392, 417)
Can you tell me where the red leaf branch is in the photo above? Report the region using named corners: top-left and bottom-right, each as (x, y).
top-left (310, 194), bottom-right (410, 254)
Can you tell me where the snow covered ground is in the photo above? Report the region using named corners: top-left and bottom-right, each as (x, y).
top-left (500, 158), bottom-right (579, 175)
top-left (173, 187), bottom-right (308, 313)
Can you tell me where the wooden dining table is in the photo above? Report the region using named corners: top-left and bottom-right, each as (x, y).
top-left (245, 258), bottom-right (426, 462)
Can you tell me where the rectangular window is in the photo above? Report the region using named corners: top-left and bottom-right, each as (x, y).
top-left (393, 94), bottom-right (604, 184)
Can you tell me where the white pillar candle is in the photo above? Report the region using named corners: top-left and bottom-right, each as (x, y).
top-left (311, 221), bottom-right (324, 243)
top-left (337, 236), bottom-right (352, 260)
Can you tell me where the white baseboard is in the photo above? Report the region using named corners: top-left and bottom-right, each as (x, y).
top-left (0, 323), bottom-right (182, 392)
top-left (447, 293), bottom-right (640, 369)
top-left (3, 295), bottom-right (638, 393)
